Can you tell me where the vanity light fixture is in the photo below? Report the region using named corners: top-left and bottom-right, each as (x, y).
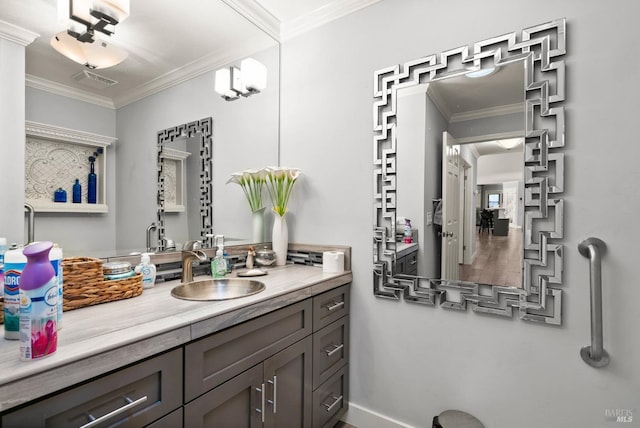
top-left (215, 58), bottom-right (267, 101)
top-left (50, 0), bottom-right (129, 69)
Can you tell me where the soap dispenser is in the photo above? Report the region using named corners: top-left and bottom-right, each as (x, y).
top-left (211, 235), bottom-right (228, 278)
top-left (135, 253), bottom-right (157, 289)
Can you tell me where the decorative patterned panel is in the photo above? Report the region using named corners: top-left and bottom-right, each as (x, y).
top-left (372, 18), bottom-right (566, 325)
top-left (24, 121), bottom-right (114, 212)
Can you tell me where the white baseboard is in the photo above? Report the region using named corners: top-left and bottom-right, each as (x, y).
top-left (342, 402), bottom-right (417, 428)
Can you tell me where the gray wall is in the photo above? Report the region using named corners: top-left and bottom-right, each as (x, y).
top-left (24, 88), bottom-right (117, 256)
top-left (279, 1), bottom-right (640, 427)
top-left (115, 46), bottom-right (279, 254)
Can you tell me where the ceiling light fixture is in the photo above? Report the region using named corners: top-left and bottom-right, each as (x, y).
top-left (466, 67), bottom-right (497, 79)
top-left (215, 58), bottom-right (267, 101)
top-left (50, 0), bottom-right (129, 69)
top-left (495, 138), bottom-right (523, 150)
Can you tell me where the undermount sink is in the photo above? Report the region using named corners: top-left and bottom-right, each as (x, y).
top-left (171, 278), bottom-right (266, 301)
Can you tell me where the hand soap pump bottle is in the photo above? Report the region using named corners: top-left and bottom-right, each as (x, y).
top-left (135, 253), bottom-right (157, 289)
top-left (211, 236), bottom-right (227, 278)
top-left (20, 241), bottom-right (58, 360)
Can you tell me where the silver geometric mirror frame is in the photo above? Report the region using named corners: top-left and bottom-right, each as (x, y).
top-left (373, 18), bottom-right (566, 325)
top-left (157, 117), bottom-right (213, 250)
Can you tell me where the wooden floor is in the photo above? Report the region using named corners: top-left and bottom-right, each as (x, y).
top-left (458, 227), bottom-right (523, 287)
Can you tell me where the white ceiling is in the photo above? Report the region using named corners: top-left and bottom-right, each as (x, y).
top-left (0, 0), bottom-right (380, 108)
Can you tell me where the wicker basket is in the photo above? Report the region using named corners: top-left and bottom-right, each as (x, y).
top-left (62, 257), bottom-right (143, 311)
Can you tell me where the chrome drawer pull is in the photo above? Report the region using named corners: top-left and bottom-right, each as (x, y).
top-left (80, 395), bottom-right (147, 428)
top-left (267, 375), bottom-right (277, 413)
top-left (326, 301), bottom-right (344, 312)
top-left (324, 395), bottom-right (343, 413)
top-left (324, 343), bottom-right (344, 357)
top-left (256, 384), bottom-right (265, 423)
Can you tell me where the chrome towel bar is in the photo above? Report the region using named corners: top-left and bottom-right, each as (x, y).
top-left (578, 237), bottom-right (610, 368)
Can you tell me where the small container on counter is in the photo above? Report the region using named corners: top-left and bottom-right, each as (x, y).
top-left (103, 261), bottom-right (135, 280)
top-left (255, 247), bottom-right (276, 268)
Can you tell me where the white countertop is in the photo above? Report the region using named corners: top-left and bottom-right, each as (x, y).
top-left (0, 264), bottom-right (352, 412)
top-left (396, 242), bottom-right (419, 258)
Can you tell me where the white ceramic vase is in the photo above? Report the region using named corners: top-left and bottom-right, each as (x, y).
top-left (252, 207), bottom-right (265, 243)
top-left (272, 213), bottom-right (288, 266)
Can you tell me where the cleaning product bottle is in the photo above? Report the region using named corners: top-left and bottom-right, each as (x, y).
top-left (4, 245), bottom-right (26, 340)
top-left (135, 253), bottom-right (157, 289)
top-left (49, 244), bottom-right (63, 329)
top-left (20, 241), bottom-right (58, 360)
top-left (0, 237), bottom-right (6, 300)
top-left (404, 218), bottom-right (413, 243)
top-left (211, 236), bottom-right (227, 278)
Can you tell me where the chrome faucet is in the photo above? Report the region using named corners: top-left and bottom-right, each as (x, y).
top-left (181, 240), bottom-right (207, 283)
top-left (146, 222), bottom-right (157, 252)
top-left (24, 203), bottom-right (35, 245)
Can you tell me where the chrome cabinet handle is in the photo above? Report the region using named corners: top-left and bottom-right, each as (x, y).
top-left (256, 383), bottom-right (265, 423)
top-left (324, 343), bottom-right (344, 357)
top-left (324, 395), bottom-right (343, 413)
top-left (326, 301), bottom-right (344, 311)
top-left (267, 375), bottom-right (277, 413)
top-left (578, 237), bottom-right (610, 368)
top-left (80, 395), bottom-right (147, 428)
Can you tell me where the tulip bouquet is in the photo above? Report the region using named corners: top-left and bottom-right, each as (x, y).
top-left (264, 167), bottom-right (302, 216)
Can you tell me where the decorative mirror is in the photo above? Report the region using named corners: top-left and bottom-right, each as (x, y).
top-left (373, 18), bottom-right (566, 325)
top-left (157, 117), bottom-right (213, 251)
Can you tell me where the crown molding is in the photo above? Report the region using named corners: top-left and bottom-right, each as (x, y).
top-left (0, 20), bottom-right (39, 46)
top-left (449, 102), bottom-right (524, 123)
top-left (221, 0), bottom-right (281, 41)
top-left (112, 36), bottom-right (269, 108)
top-left (26, 120), bottom-right (116, 147)
top-left (280, 0), bottom-right (381, 40)
top-left (26, 75), bottom-right (116, 109)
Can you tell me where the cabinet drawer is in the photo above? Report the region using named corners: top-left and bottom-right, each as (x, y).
top-left (312, 365), bottom-right (349, 428)
top-left (185, 299), bottom-right (312, 402)
top-left (146, 407), bottom-right (183, 428)
top-left (2, 348), bottom-right (182, 428)
top-left (313, 316), bottom-right (349, 389)
top-left (312, 285), bottom-right (350, 332)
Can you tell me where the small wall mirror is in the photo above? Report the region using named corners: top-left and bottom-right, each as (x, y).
top-left (157, 118), bottom-right (213, 251)
top-left (373, 18), bottom-right (566, 325)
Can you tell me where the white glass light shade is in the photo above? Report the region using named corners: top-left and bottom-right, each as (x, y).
top-left (466, 67), bottom-right (496, 79)
top-left (50, 31), bottom-right (127, 69)
top-left (241, 58), bottom-right (267, 92)
top-left (215, 68), bottom-right (237, 99)
top-left (65, 0), bottom-right (130, 23)
top-left (495, 138), bottom-right (523, 150)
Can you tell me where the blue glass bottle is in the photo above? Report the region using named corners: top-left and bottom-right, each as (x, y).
top-left (72, 179), bottom-right (81, 203)
top-left (88, 157), bottom-right (97, 204)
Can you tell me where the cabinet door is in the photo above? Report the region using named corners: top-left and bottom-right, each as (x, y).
top-left (184, 364), bottom-right (263, 428)
top-left (263, 336), bottom-right (313, 428)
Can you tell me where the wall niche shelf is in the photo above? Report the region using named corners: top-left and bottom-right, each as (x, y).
top-left (25, 121), bottom-right (116, 213)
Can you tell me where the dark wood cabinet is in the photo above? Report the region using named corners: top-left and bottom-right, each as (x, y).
top-left (1, 348), bottom-right (183, 428)
top-left (2, 284), bottom-right (350, 428)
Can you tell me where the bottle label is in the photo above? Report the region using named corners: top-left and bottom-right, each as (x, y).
top-left (4, 262), bottom-right (26, 337)
top-left (20, 278), bottom-right (58, 360)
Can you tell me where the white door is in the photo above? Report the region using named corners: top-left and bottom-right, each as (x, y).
top-left (441, 132), bottom-right (460, 280)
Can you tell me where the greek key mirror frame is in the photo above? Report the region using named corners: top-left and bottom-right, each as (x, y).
top-left (373, 18), bottom-right (566, 325)
top-left (157, 117), bottom-right (213, 250)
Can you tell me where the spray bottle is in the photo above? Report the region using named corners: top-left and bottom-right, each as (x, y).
top-left (20, 241), bottom-right (58, 360)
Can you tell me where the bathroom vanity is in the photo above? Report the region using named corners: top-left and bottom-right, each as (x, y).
top-left (0, 263), bottom-right (351, 428)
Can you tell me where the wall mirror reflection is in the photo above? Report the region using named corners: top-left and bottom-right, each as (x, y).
top-left (374, 18), bottom-right (566, 325)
